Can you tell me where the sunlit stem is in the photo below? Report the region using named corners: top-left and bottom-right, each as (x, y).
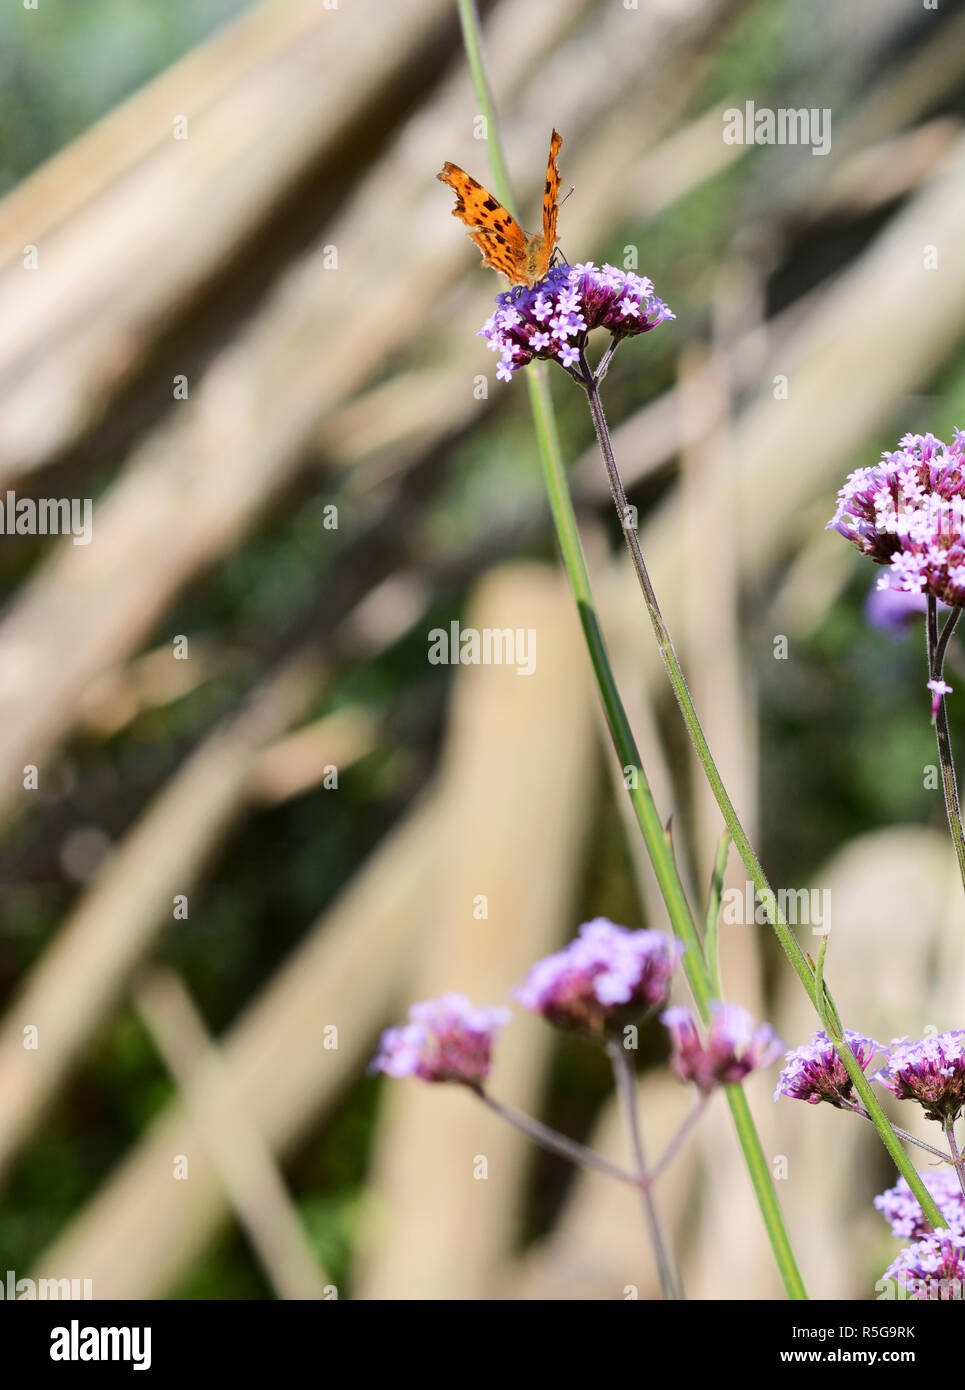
top-left (926, 596), bottom-right (965, 895)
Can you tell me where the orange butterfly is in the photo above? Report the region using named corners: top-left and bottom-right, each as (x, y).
top-left (437, 129), bottom-right (563, 290)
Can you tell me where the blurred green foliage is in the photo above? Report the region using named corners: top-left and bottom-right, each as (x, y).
top-left (0, 0), bottom-right (250, 194)
top-left (2, 0), bottom-right (964, 1298)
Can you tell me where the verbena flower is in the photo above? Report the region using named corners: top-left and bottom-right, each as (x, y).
top-left (881, 1231), bottom-right (965, 1300)
top-left (773, 1029), bottom-right (879, 1108)
top-left (875, 1171), bottom-right (965, 1240)
top-left (875, 1031), bottom-right (965, 1123)
top-left (661, 1002), bottom-right (783, 1093)
top-left (828, 430), bottom-right (965, 609)
top-left (370, 993), bottom-right (510, 1085)
top-left (478, 262), bottom-right (674, 382)
top-left (515, 917), bottom-right (682, 1037)
top-left (864, 582), bottom-right (930, 637)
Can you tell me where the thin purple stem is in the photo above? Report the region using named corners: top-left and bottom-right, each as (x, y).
top-left (594, 339), bottom-right (620, 385)
top-left (945, 1118), bottom-right (965, 1202)
top-left (472, 1087), bottom-right (639, 1188)
top-left (849, 1104), bottom-right (952, 1163)
top-left (650, 1097), bottom-right (708, 1182)
top-left (607, 1042), bottom-right (683, 1300)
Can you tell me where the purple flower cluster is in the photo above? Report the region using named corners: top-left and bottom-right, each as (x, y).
top-left (370, 993), bottom-right (510, 1086)
top-left (828, 430), bottom-right (965, 609)
top-left (876, 1030), bottom-right (965, 1123)
top-left (515, 918), bottom-right (682, 1037)
top-left (662, 1002), bottom-right (783, 1093)
top-left (478, 262), bottom-right (674, 382)
top-left (882, 1231), bottom-right (965, 1300)
top-left (773, 1030), bottom-right (879, 1108)
top-left (875, 1171), bottom-right (965, 1240)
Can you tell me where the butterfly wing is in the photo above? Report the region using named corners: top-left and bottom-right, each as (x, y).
top-left (437, 162), bottom-right (530, 285)
top-left (541, 129), bottom-right (563, 251)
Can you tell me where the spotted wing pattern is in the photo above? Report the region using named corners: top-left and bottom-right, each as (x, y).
top-left (437, 129), bottom-right (563, 289)
top-left (436, 163), bottom-right (531, 284)
top-left (540, 128), bottom-right (563, 262)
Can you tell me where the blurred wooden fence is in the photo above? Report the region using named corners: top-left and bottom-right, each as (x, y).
top-left (0, 0), bottom-right (963, 1298)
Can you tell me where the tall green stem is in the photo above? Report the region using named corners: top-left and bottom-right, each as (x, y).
top-left (580, 353), bottom-right (950, 1233)
top-left (578, 355), bottom-right (816, 995)
top-left (453, 0), bottom-right (810, 1298)
top-left (454, 0), bottom-right (520, 220)
top-left (704, 829), bottom-right (731, 996)
top-left (533, 365), bottom-right (827, 1291)
top-left (926, 596), bottom-right (965, 894)
top-left (530, 367), bottom-right (814, 1295)
top-left (527, 369), bottom-right (707, 996)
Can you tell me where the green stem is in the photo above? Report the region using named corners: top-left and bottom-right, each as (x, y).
top-left (851, 1109), bottom-right (952, 1165)
top-left (927, 596), bottom-right (965, 895)
top-left (813, 938), bottom-right (947, 1230)
top-left (704, 829), bottom-right (731, 995)
top-left (526, 363), bottom-right (811, 1293)
top-left (725, 1084), bottom-right (804, 1282)
top-left (578, 355), bottom-right (815, 998)
top-left (526, 369), bottom-right (707, 1001)
top-left (456, 0), bottom-right (807, 1299)
top-left (581, 353), bottom-right (952, 1231)
top-left (455, 0), bottom-right (519, 219)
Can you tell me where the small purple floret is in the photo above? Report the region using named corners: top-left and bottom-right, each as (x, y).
top-left (661, 1001), bottom-right (783, 1094)
top-left (875, 1171), bottom-right (965, 1240)
top-left (370, 993), bottom-right (511, 1086)
top-left (515, 917), bottom-right (682, 1037)
top-left (875, 1030), bottom-right (965, 1123)
top-left (882, 1231), bottom-right (965, 1300)
top-left (478, 262), bottom-right (674, 381)
top-left (773, 1030), bottom-right (879, 1107)
top-left (828, 431), bottom-right (965, 611)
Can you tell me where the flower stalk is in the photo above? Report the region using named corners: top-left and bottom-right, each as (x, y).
top-left (927, 595), bottom-right (965, 893)
top-left (578, 348), bottom-right (957, 1231)
top-left (607, 1041), bottom-right (682, 1300)
top-left (575, 348), bottom-right (817, 1003)
top-left (472, 1086), bottom-right (640, 1189)
top-left (703, 829), bottom-right (731, 996)
top-left (455, 0), bottom-right (809, 1299)
top-left (945, 1118), bottom-right (965, 1203)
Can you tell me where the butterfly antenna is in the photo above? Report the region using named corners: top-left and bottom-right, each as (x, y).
top-left (558, 185), bottom-right (575, 207)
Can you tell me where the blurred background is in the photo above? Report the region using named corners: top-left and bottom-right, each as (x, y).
top-left (1, 0), bottom-right (965, 1301)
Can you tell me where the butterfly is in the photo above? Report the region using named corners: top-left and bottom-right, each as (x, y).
top-left (437, 129), bottom-right (563, 289)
